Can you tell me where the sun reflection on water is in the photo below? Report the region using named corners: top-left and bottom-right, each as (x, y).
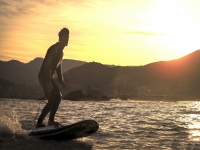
top-left (186, 102), bottom-right (200, 141)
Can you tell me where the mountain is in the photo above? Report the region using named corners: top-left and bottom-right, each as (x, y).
top-left (143, 50), bottom-right (200, 96)
top-left (0, 58), bottom-right (86, 85)
top-left (63, 62), bottom-right (144, 97)
top-left (62, 50), bottom-right (200, 98)
top-left (1, 50), bottom-right (200, 100)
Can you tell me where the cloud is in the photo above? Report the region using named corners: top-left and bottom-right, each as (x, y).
top-left (0, 1), bottom-right (35, 17)
top-left (0, 0), bottom-right (65, 18)
top-left (0, 0), bottom-right (93, 18)
top-left (0, 1), bottom-right (9, 6)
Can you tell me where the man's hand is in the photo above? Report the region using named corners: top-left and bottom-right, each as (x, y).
top-left (47, 80), bottom-right (53, 91)
top-left (61, 79), bottom-right (67, 89)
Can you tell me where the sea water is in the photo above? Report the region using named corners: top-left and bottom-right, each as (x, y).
top-left (1, 99), bottom-right (200, 150)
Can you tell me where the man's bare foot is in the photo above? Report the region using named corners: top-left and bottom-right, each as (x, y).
top-left (48, 120), bottom-right (62, 126)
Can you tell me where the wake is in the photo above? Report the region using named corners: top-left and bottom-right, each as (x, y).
top-left (0, 101), bottom-right (25, 136)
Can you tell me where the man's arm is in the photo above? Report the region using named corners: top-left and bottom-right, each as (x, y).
top-left (56, 63), bottom-right (64, 83)
top-left (56, 63), bottom-right (66, 89)
top-left (41, 48), bottom-right (55, 91)
top-left (43, 51), bottom-right (53, 82)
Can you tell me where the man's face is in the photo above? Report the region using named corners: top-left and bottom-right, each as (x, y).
top-left (61, 34), bottom-right (69, 46)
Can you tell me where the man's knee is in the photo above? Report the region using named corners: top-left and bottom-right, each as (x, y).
top-left (53, 91), bottom-right (62, 100)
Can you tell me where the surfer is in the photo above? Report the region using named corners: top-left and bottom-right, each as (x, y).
top-left (35, 28), bottom-right (69, 128)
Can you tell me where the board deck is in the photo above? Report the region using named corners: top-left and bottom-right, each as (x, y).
top-left (28, 120), bottom-right (99, 140)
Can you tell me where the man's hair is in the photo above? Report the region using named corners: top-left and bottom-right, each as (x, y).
top-left (58, 28), bottom-right (69, 38)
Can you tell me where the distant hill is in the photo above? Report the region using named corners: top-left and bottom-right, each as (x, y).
top-left (0, 78), bottom-right (44, 99)
top-left (63, 50), bottom-right (200, 98)
top-left (143, 50), bottom-right (200, 96)
top-left (1, 50), bottom-right (200, 99)
top-left (63, 62), bottom-right (143, 97)
top-left (0, 77), bottom-right (18, 88)
top-left (0, 58), bottom-right (86, 85)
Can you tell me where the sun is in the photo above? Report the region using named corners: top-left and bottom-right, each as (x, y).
top-left (139, 0), bottom-right (200, 59)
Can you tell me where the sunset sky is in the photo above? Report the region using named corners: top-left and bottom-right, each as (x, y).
top-left (1, 0), bottom-right (200, 66)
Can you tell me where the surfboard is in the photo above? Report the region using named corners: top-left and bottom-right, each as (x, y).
top-left (28, 120), bottom-right (99, 140)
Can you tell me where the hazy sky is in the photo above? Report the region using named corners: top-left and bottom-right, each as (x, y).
top-left (1, 0), bottom-right (200, 66)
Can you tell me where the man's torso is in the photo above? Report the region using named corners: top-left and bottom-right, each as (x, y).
top-left (38, 42), bottom-right (63, 80)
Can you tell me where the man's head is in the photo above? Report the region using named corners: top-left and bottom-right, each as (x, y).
top-left (58, 28), bottom-right (69, 46)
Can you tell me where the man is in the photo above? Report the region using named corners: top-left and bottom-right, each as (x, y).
top-left (35, 28), bottom-right (69, 128)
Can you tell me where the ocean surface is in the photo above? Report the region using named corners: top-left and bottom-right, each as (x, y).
top-left (1, 99), bottom-right (200, 150)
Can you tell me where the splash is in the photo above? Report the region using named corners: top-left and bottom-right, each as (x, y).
top-left (0, 103), bottom-right (25, 136)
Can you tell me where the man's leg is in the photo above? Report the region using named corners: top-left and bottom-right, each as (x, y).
top-left (36, 80), bottom-right (53, 126)
top-left (48, 80), bottom-right (62, 125)
top-left (37, 92), bottom-right (53, 124)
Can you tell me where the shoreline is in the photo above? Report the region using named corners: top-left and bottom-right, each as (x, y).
top-left (1, 96), bottom-right (200, 101)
